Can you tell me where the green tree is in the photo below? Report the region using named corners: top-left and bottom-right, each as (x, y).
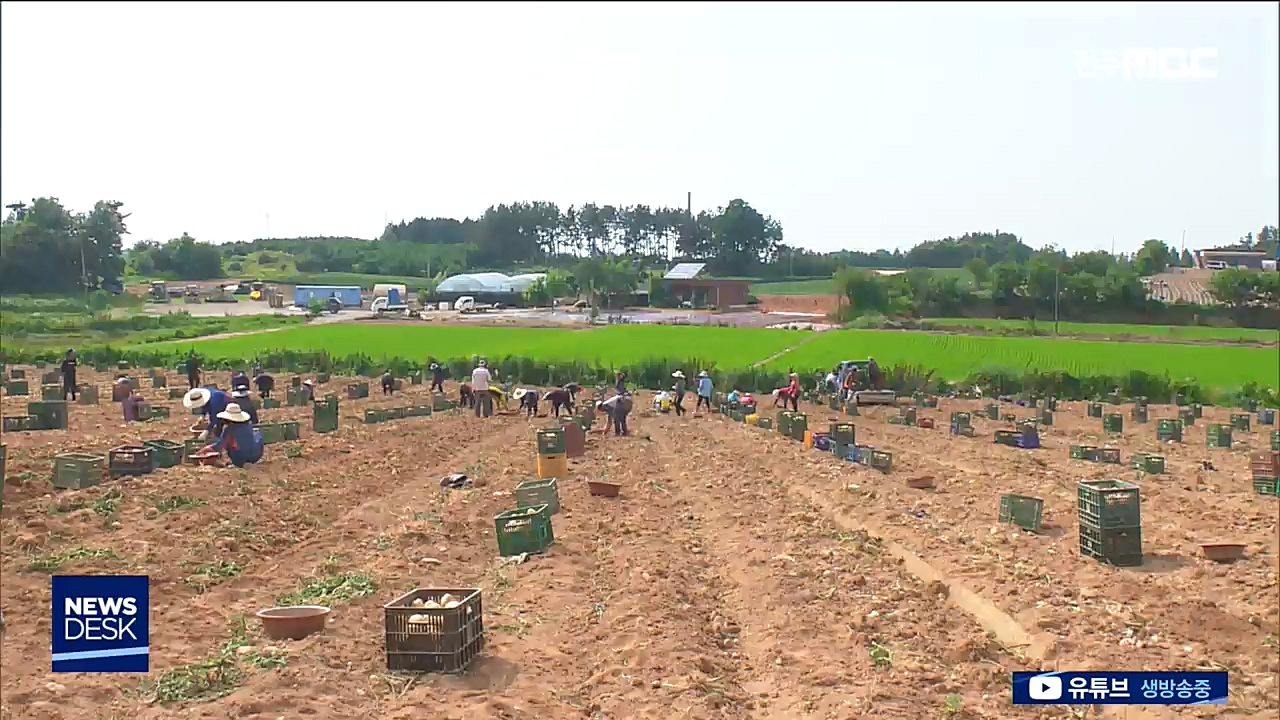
top-left (964, 257), bottom-right (990, 289)
top-left (1132, 239), bottom-right (1174, 276)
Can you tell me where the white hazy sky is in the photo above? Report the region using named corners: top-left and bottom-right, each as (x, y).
top-left (2, 1), bottom-right (1277, 254)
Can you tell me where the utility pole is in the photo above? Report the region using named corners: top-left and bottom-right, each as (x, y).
top-left (266, 214), bottom-right (270, 240)
top-left (1053, 266), bottom-right (1060, 335)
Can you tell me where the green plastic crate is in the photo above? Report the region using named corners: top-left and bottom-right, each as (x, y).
top-left (1206, 424), bottom-right (1232, 449)
top-left (1178, 408), bottom-right (1196, 426)
top-left (789, 413), bottom-right (808, 441)
top-left (27, 401), bottom-right (68, 430)
top-left (951, 412), bottom-right (972, 426)
top-left (998, 494), bottom-right (1044, 533)
top-left (1130, 405), bottom-right (1148, 424)
top-left (1087, 402), bottom-right (1104, 418)
top-left (537, 428), bottom-right (567, 455)
top-left (77, 385), bottom-right (98, 404)
top-left (1070, 444), bottom-right (1097, 460)
top-left (1129, 452), bottom-right (1165, 475)
top-left (168, 387), bottom-right (186, 399)
top-left (994, 430), bottom-right (1019, 447)
top-left (829, 422), bottom-right (855, 445)
top-left (262, 398), bottom-right (281, 409)
top-left (1077, 479), bottom-right (1141, 530)
top-left (152, 375), bottom-right (167, 389)
top-left (4, 380), bottom-right (29, 396)
top-left (1078, 523), bottom-right (1143, 566)
top-left (1103, 413), bottom-right (1123, 433)
top-left (1253, 477), bottom-right (1279, 496)
top-left (52, 453), bottom-right (106, 490)
top-left (1092, 447), bottom-right (1122, 465)
top-left (314, 397), bottom-right (339, 433)
top-left (1156, 419), bottom-right (1182, 442)
top-left (494, 505), bottom-right (554, 557)
top-left (756, 417), bottom-right (773, 430)
top-left (347, 382), bottom-right (370, 399)
top-left (2, 416), bottom-right (32, 432)
top-left (259, 422), bottom-right (291, 444)
top-left (41, 384), bottom-right (63, 401)
top-left (1258, 409), bottom-right (1276, 426)
top-left (143, 439), bottom-right (185, 469)
top-left (899, 407), bottom-right (916, 425)
top-left (363, 409), bottom-right (386, 425)
top-left (1230, 414), bottom-right (1251, 432)
top-left (515, 478), bottom-right (560, 515)
top-left (868, 450), bottom-right (892, 472)
top-left (1037, 410), bottom-right (1054, 426)
top-left (1273, 430), bottom-right (1280, 451)
top-left (983, 403), bottom-right (1000, 420)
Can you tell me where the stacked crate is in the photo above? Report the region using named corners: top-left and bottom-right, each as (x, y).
top-left (949, 412), bottom-right (974, 437)
top-left (829, 421), bottom-right (856, 461)
top-left (535, 428), bottom-right (568, 479)
top-left (1156, 419), bottom-right (1182, 443)
top-left (1077, 479), bottom-right (1143, 566)
top-left (1251, 451), bottom-right (1279, 496)
top-left (789, 412), bottom-right (808, 442)
top-left (1230, 414), bottom-right (1251, 433)
top-left (1206, 424), bottom-right (1232, 449)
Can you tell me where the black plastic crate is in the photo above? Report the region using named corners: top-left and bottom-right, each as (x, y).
top-left (384, 588), bottom-right (484, 673)
top-left (1077, 479), bottom-right (1141, 530)
top-left (109, 445), bottom-right (154, 477)
top-left (1078, 523), bottom-right (1143, 566)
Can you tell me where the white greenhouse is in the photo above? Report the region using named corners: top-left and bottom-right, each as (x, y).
top-left (433, 272), bottom-right (547, 303)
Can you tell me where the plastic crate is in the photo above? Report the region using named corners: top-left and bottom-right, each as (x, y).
top-left (143, 439), bottom-right (185, 469)
top-left (1230, 414), bottom-right (1251, 432)
top-left (1087, 402), bottom-right (1104, 418)
top-left (949, 421), bottom-right (975, 437)
top-left (150, 406), bottom-right (171, 420)
top-left (536, 428), bottom-right (566, 455)
top-left (1037, 410), bottom-right (1054, 426)
top-left (983, 404), bottom-right (1000, 420)
top-left (1070, 444), bottom-right (1097, 460)
top-left (515, 478), bottom-right (560, 515)
top-left (1103, 414), bottom-right (1123, 433)
top-left (1130, 452), bottom-right (1165, 475)
top-left (756, 417), bottom-right (773, 431)
top-left (1156, 419), bottom-right (1183, 442)
top-left (950, 411), bottom-right (972, 426)
top-left (26, 400), bottom-right (68, 430)
top-left (1206, 424), bottom-right (1232, 449)
top-left (1077, 479), bottom-right (1141, 530)
top-left (829, 422), bottom-right (855, 445)
top-left (1093, 447), bottom-right (1121, 465)
top-left (347, 382), bottom-right (369, 399)
top-left (999, 494), bottom-right (1044, 533)
top-left (1130, 405), bottom-right (1148, 424)
top-left (383, 588), bottom-right (484, 673)
top-left (494, 505), bottom-right (554, 557)
top-left (1258, 409), bottom-right (1276, 426)
top-left (1015, 432), bottom-right (1040, 449)
top-left (314, 398), bottom-right (339, 433)
top-left (994, 430), bottom-right (1018, 447)
top-left (52, 453), bottom-right (106, 490)
top-left (899, 407), bottom-right (916, 425)
top-left (286, 387), bottom-right (309, 407)
top-left (262, 398), bottom-right (282, 409)
top-left (363, 409), bottom-right (386, 425)
top-left (1273, 430), bottom-right (1280, 451)
top-left (2, 415), bottom-right (32, 432)
top-left (41, 384), bottom-right (63, 401)
top-left (77, 385), bottom-right (99, 404)
top-left (1253, 477), bottom-right (1279, 496)
top-left (789, 413), bottom-right (808, 441)
top-left (1078, 523), bottom-right (1143, 566)
top-left (1250, 451), bottom-right (1280, 478)
top-left (109, 445), bottom-right (154, 477)
top-left (843, 402), bottom-right (859, 417)
top-left (152, 375), bottom-right (167, 389)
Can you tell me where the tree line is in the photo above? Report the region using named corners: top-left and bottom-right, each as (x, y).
top-left (0, 198), bottom-right (129, 294)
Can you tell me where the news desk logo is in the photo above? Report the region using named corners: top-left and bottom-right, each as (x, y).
top-left (51, 575), bottom-right (149, 673)
top-left (1077, 48), bottom-right (1218, 82)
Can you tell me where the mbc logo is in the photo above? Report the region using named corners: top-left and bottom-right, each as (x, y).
top-left (1076, 48), bottom-right (1218, 81)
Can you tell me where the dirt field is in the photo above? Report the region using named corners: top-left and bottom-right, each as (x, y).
top-left (758, 294), bottom-right (840, 317)
top-left (1, 370), bottom-right (1277, 719)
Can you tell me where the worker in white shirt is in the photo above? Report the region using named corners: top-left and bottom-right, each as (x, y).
top-left (471, 359), bottom-right (493, 418)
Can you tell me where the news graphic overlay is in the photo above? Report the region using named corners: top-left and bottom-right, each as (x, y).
top-left (51, 575), bottom-right (149, 672)
top-left (1013, 671), bottom-right (1228, 705)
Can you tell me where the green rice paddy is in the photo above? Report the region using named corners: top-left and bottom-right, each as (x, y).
top-left (925, 318), bottom-right (1279, 343)
top-left (151, 323), bottom-right (1279, 389)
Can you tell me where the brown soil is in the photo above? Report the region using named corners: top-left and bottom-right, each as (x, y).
top-left (758, 294), bottom-right (840, 316)
top-left (1, 372), bottom-right (1277, 719)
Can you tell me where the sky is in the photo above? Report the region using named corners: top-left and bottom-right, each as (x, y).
top-left (1, 1), bottom-right (1277, 255)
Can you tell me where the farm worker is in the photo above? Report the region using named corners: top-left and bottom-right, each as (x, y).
top-left (488, 385), bottom-right (508, 411)
top-left (230, 370), bottom-right (250, 394)
top-left (545, 387), bottom-right (574, 417)
top-left (300, 379), bottom-right (315, 403)
top-left (459, 382), bottom-right (475, 409)
top-left (739, 391), bottom-right (755, 405)
top-left (230, 386), bottom-right (260, 425)
top-left (824, 368), bottom-right (838, 393)
top-left (671, 370), bottom-right (686, 417)
top-left (428, 361), bottom-right (445, 393)
top-left (183, 386), bottom-right (232, 440)
top-left (597, 392), bottom-right (633, 436)
top-left (185, 351), bottom-right (201, 389)
top-left (121, 387), bottom-right (149, 423)
top-left (695, 371), bottom-right (713, 414)
top-left (254, 371), bottom-right (275, 399)
top-left (786, 373), bottom-right (801, 411)
top-left (201, 403), bottom-right (264, 468)
top-left (727, 388), bottom-right (740, 404)
top-left (562, 382), bottom-right (581, 405)
top-left (867, 357), bottom-right (881, 390)
top-left (60, 349), bottom-right (78, 401)
top-left (471, 360), bottom-right (492, 418)
top-left (513, 388), bottom-right (539, 417)
top-left (381, 369), bottom-right (395, 396)
top-left (614, 372), bottom-right (627, 396)
top-left (841, 369), bottom-right (855, 401)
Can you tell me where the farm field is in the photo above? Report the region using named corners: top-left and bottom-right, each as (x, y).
top-left (926, 318), bottom-right (1280, 343)
top-left (141, 324), bottom-right (807, 369)
top-left (766, 329), bottom-right (1280, 389)
top-left (149, 324), bottom-right (1280, 390)
top-left (1, 367), bottom-right (1276, 718)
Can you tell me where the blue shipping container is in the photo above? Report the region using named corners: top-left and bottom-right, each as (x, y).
top-left (293, 286), bottom-right (363, 309)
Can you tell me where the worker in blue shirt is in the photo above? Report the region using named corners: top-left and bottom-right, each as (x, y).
top-left (200, 403), bottom-right (264, 468)
top-left (695, 371), bottom-right (713, 414)
top-left (183, 386), bottom-right (233, 439)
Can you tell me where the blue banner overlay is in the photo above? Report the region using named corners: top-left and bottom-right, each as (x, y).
top-left (1013, 671), bottom-right (1228, 705)
top-left (51, 575), bottom-right (149, 673)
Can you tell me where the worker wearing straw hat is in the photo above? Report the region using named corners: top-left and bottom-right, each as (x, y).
top-left (671, 370), bottom-right (687, 417)
top-left (513, 387), bottom-right (540, 418)
top-left (183, 386), bottom-right (232, 439)
top-left (200, 403), bottom-right (265, 468)
top-left (694, 371), bottom-right (713, 415)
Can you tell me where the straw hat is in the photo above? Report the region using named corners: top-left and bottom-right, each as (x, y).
top-left (183, 388), bottom-right (212, 409)
top-left (303, 379), bottom-right (314, 386)
top-left (697, 371), bottom-right (709, 378)
top-left (231, 387), bottom-right (250, 398)
top-left (216, 403), bottom-right (251, 423)
top-left (478, 359), bottom-right (487, 367)
top-left (672, 370), bottom-right (685, 379)
top-left (512, 388), bottom-right (527, 400)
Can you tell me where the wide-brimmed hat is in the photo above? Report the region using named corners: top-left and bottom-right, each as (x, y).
top-left (789, 372), bottom-right (799, 378)
top-left (672, 370), bottom-right (685, 379)
top-left (512, 388), bottom-right (528, 400)
top-left (478, 359), bottom-right (487, 367)
top-left (231, 388), bottom-right (250, 398)
top-left (216, 403), bottom-right (251, 423)
top-left (303, 379), bottom-right (314, 386)
top-left (697, 371), bottom-right (709, 378)
top-left (183, 388), bottom-right (212, 409)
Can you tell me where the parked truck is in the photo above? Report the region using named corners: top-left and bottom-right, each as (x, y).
top-left (370, 285), bottom-right (410, 315)
top-left (293, 285), bottom-right (362, 313)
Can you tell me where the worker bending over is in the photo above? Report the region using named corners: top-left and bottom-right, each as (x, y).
top-left (598, 392), bottom-right (634, 436)
top-left (230, 385), bottom-right (261, 425)
top-left (545, 387), bottom-right (574, 417)
top-left (381, 369), bottom-right (396, 396)
top-left (200, 403), bottom-right (265, 468)
top-left (183, 387), bottom-right (234, 440)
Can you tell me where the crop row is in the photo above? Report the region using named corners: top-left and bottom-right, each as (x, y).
top-left (126, 324), bottom-right (1280, 390)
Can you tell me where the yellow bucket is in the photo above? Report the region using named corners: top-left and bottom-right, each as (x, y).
top-left (803, 430), bottom-right (814, 448)
top-left (745, 413), bottom-right (759, 425)
top-left (536, 452), bottom-right (568, 479)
